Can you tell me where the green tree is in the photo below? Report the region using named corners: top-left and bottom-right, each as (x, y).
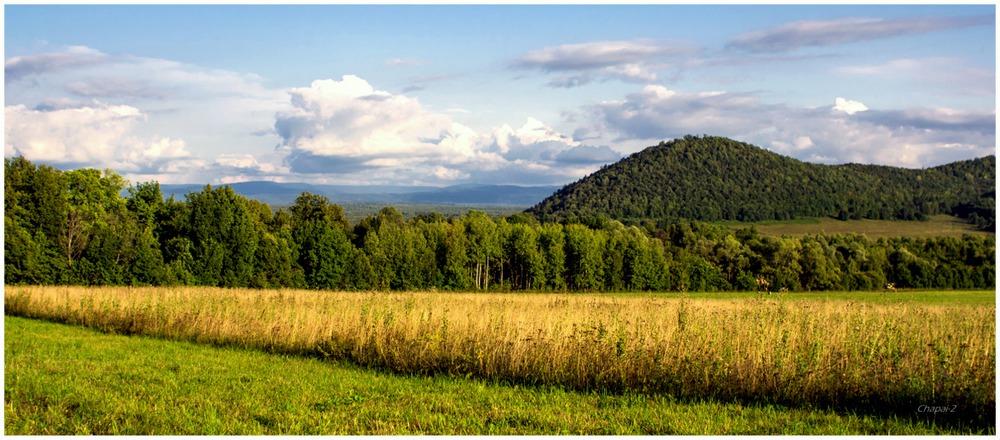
top-left (537, 223), bottom-right (567, 290)
top-left (709, 234), bottom-right (752, 290)
top-left (415, 218), bottom-right (471, 290)
top-left (364, 208), bottom-right (436, 290)
top-left (756, 237), bottom-right (803, 291)
top-left (463, 210), bottom-right (500, 290)
top-left (4, 157), bottom-right (63, 284)
top-left (124, 181), bottom-right (169, 285)
top-left (60, 168), bottom-right (127, 271)
top-left (799, 237), bottom-right (842, 291)
top-left (622, 226), bottom-right (668, 291)
top-left (290, 193), bottom-right (355, 290)
top-left (564, 224), bottom-right (605, 291)
top-left (186, 185), bottom-right (260, 287)
top-left (506, 223), bottom-right (546, 290)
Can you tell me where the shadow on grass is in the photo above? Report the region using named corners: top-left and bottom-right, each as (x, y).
top-left (11, 310), bottom-right (994, 435)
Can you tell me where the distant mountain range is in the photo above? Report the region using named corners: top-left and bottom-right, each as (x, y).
top-left (158, 181), bottom-right (561, 207)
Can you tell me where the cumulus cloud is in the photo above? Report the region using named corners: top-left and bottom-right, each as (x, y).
top-left (4, 99), bottom-right (284, 185)
top-left (274, 76), bottom-right (618, 185)
top-left (432, 165), bottom-right (469, 181)
top-left (5, 46), bottom-right (290, 184)
top-left (584, 86), bottom-right (994, 168)
top-left (771, 136), bottom-right (815, 153)
top-left (276, 75), bottom-right (471, 161)
top-left (728, 14), bottom-right (994, 53)
top-left (485, 118), bottom-right (577, 156)
top-left (586, 85), bottom-right (775, 142)
top-left (208, 153), bottom-right (291, 184)
top-left (833, 97), bottom-right (868, 115)
top-left (215, 153), bottom-right (277, 173)
top-left (512, 39), bottom-right (698, 87)
top-left (4, 103), bottom-right (196, 174)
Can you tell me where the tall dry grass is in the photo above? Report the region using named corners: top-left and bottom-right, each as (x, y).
top-left (5, 285), bottom-right (994, 423)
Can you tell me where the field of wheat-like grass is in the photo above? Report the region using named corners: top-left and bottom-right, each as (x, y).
top-left (4, 286), bottom-right (994, 425)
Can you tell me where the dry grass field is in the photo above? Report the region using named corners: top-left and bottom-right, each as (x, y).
top-left (5, 285), bottom-right (994, 428)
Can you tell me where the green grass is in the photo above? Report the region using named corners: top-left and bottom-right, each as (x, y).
top-left (719, 214), bottom-right (992, 238)
top-left (4, 315), bottom-right (983, 435)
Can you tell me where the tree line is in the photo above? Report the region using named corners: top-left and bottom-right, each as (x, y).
top-left (5, 156), bottom-right (995, 291)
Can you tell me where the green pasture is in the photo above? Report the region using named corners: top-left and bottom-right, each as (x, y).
top-left (720, 214), bottom-right (992, 238)
top-left (4, 315), bottom-right (985, 435)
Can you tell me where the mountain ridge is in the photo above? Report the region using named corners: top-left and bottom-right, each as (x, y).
top-left (526, 135), bottom-right (995, 227)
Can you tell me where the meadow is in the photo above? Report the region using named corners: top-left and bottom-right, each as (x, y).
top-left (5, 315), bottom-right (981, 435)
top-left (720, 214), bottom-right (993, 238)
top-left (4, 285), bottom-right (996, 434)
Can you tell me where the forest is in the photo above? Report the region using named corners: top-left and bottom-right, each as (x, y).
top-left (529, 135), bottom-right (996, 230)
top-left (4, 156), bottom-right (995, 291)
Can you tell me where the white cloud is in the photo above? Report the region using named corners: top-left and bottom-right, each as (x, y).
top-left (5, 46), bottom-right (108, 82)
top-left (5, 46), bottom-right (290, 184)
top-left (771, 136), bottom-right (814, 152)
top-left (586, 86), bottom-right (775, 142)
top-left (585, 86), bottom-right (994, 168)
top-left (487, 117), bottom-right (579, 155)
top-left (277, 75), bottom-right (469, 160)
top-left (273, 75), bottom-right (618, 185)
top-left (210, 153), bottom-right (289, 185)
top-left (727, 14), bottom-right (994, 53)
top-left (4, 103), bottom-right (195, 174)
top-left (833, 97), bottom-right (868, 115)
top-left (513, 39), bottom-right (698, 88)
top-left (215, 153), bottom-right (274, 172)
top-left (516, 40), bottom-right (692, 70)
top-left (432, 166), bottom-right (469, 181)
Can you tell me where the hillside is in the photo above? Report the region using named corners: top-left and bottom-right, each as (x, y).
top-left (527, 135), bottom-right (995, 227)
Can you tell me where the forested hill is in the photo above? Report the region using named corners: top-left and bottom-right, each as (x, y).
top-left (527, 135), bottom-right (995, 228)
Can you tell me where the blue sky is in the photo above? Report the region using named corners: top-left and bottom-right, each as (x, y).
top-left (4, 4), bottom-right (996, 186)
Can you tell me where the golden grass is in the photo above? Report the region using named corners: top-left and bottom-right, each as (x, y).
top-left (5, 285), bottom-right (995, 419)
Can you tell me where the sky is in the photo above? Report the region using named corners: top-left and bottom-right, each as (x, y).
top-left (4, 3), bottom-right (996, 187)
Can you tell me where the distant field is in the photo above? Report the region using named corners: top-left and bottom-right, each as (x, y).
top-left (4, 316), bottom-right (985, 435)
top-left (5, 286), bottom-right (994, 434)
top-left (615, 288), bottom-right (995, 306)
top-left (720, 214), bottom-right (992, 238)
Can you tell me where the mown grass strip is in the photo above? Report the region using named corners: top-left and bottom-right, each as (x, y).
top-left (4, 316), bottom-right (983, 435)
